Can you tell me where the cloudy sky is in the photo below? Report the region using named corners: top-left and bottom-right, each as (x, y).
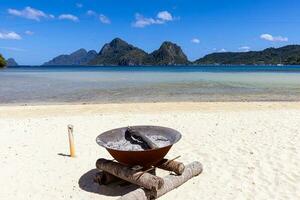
top-left (0, 0), bottom-right (299, 65)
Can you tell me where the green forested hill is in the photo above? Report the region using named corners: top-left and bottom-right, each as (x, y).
top-left (149, 41), bottom-right (189, 65)
top-left (89, 38), bottom-right (149, 66)
top-left (88, 38), bottom-right (189, 66)
top-left (195, 45), bottom-right (300, 65)
top-left (0, 54), bottom-right (6, 68)
top-left (44, 49), bottom-right (97, 65)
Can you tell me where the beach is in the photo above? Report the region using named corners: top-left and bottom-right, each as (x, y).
top-left (0, 102), bottom-right (299, 199)
top-left (2, 1), bottom-right (300, 199)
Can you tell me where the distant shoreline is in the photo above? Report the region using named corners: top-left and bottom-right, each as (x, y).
top-left (1, 100), bottom-right (300, 107)
top-left (3, 64), bottom-right (300, 68)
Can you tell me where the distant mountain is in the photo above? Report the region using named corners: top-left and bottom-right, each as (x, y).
top-left (44, 49), bottom-right (97, 65)
top-left (6, 58), bottom-right (18, 66)
top-left (194, 45), bottom-right (300, 65)
top-left (0, 54), bottom-right (6, 68)
top-left (89, 38), bottom-right (149, 66)
top-left (150, 41), bottom-right (189, 65)
top-left (89, 38), bottom-right (189, 66)
top-left (42, 39), bottom-right (300, 66)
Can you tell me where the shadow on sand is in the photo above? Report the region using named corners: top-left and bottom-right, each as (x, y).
top-left (78, 169), bottom-right (138, 197)
top-left (57, 153), bottom-right (71, 157)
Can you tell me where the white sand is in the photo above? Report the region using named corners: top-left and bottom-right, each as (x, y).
top-left (0, 102), bottom-right (299, 200)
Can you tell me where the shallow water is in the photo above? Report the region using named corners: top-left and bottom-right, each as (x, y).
top-left (1, 65), bottom-right (300, 104)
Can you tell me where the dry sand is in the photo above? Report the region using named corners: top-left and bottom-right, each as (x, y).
top-left (0, 102), bottom-right (299, 199)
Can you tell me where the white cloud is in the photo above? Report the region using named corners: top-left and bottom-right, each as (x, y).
top-left (8, 7), bottom-right (53, 21)
top-left (87, 10), bottom-right (97, 16)
top-left (260, 34), bottom-right (273, 41)
top-left (132, 14), bottom-right (160, 28)
top-left (25, 30), bottom-right (34, 35)
top-left (99, 14), bottom-right (111, 24)
top-left (239, 46), bottom-right (251, 52)
top-left (260, 33), bottom-right (288, 42)
top-left (87, 11), bottom-right (111, 24)
top-left (191, 38), bottom-right (200, 44)
top-left (218, 48), bottom-right (227, 53)
top-left (0, 31), bottom-right (22, 40)
top-left (58, 14), bottom-right (79, 22)
top-left (76, 3), bottom-right (83, 8)
top-left (133, 11), bottom-right (176, 28)
top-left (157, 11), bottom-right (173, 21)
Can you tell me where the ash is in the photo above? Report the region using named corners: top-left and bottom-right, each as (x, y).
top-left (105, 135), bottom-right (171, 151)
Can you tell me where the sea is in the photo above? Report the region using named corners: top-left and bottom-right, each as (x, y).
top-left (1, 65), bottom-right (300, 105)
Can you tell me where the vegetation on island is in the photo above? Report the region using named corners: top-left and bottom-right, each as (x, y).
top-left (6, 58), bottom-right (18, 66)
top-left (195, 45), bottom-right (300, 65)
top-left (43, 49), bottom-right (97, 65)
top-left (89, 38), bottom-right (189, 66)
top-left (89, 38), bottom-right (149, 66)
top-left (44, 38), bottom-right (300, 66)
top-left (0, 54), bottom-right (6, 68)
top-left (45, 38), bottom-right (189, 66)
top-left (149, 41), bottom-right (189, 65)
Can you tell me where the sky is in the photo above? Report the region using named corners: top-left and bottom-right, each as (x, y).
top-left (0, 0), bottom-right (300, 65)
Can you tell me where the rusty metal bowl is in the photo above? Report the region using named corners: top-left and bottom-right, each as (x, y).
top-left (96, 126), bottom-right (181, 168)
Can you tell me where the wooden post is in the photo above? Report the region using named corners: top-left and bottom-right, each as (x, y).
top-left (96, 158), bottom-right (164, 191)
top-left (67, 125), bottom-right (75, 157)
top-left (118, 161), bottom-right (203, 200)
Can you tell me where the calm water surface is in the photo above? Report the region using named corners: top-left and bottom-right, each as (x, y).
top-left (1, 65), bottom-right (300, 104)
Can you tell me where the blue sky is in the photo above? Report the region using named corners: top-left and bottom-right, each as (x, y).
top-left (0, 0), bottom-right (300, 65)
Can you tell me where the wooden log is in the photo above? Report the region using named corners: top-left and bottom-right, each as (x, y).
top-left (94, 171), bottom-right (121, 185)
top-left (67, 124), bottom-right (75, 157)
top-left (96, 158), bottom-right (164, 191)
top-left (117, 161), bottom-right (203, 200)
top-left (94, 169), bottom-right (157, 186)
top-left (125, 127), bottom-right (158, 150)
top-left (156, 159), bottom-right (185, 175)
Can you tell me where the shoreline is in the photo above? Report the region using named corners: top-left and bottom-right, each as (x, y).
top-left (1, 101), bottom-right (300, 118)
top-left (1, 99), bottom-right (300, 107)
top-left (5, 64), bottom-right (300, 67)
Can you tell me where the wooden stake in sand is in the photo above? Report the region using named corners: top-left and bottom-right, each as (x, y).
top-left (118, 161), bottom-right (203, 200)
top-left (67, 125), bottom-right (75, 157)
top-left (96, 158), bottom-right (164, 191)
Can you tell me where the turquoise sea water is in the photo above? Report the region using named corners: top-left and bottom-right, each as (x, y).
top-left (1, 65), bottom-right (300, 104)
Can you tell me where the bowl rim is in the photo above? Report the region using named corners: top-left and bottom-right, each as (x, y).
top-left (96, 125), bottom-right (182, 152)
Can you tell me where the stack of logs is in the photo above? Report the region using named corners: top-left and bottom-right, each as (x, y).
top-left (95, 158), bottom-right (203, 200)
top-left (94, 127), bottom-right (203, 200)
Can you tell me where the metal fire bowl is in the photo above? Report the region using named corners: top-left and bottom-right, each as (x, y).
top-left (96, 126), bottom-right (181, 167)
